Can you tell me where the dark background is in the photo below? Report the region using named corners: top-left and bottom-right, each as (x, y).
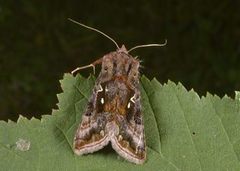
top-left (1, 1), bottom-right (240, 121)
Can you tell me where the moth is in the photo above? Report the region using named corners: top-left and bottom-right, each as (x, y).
top-left (69, 18), bottom-right (166, 164)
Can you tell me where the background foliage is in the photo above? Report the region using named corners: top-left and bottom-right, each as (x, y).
top-left (0, 1), bottom-right (240, 120)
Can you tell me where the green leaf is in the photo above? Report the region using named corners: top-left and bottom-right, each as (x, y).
top-left (0, 74), bottom-right (240, 171)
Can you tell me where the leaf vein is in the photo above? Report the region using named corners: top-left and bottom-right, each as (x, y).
top-left (174, 91), bottom-right (203, 171)
top-left (74, 84), bottom-right (88, 100)
top-left (141, 82), bottom-right (162, 154)
top-left (209, 98), bottom-right (240, 162)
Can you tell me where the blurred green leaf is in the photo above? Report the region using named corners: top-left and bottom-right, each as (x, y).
top-left (0, 74), bottom-right (240, 170)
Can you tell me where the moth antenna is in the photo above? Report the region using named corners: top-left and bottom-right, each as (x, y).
top-left (68, 18), bottom-right (120, 49)
top-left (71, 64), bottom-right (95, 75)
top-left (128, 39), bottom-right (167, 53)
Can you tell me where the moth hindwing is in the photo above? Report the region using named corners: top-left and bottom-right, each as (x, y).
top-left (73, 45), bottom-right (146, 164)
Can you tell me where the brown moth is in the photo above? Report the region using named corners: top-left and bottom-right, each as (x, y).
top-left (69, 19), bottom-right (167, 164)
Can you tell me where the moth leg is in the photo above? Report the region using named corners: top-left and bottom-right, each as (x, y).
top-left (71, 58), bottom-right (103, 75)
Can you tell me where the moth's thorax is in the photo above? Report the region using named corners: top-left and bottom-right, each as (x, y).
top-left (100, 49), bottom-right (140, 89)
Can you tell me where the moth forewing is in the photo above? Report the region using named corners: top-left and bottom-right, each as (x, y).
top-left (73, 95), bottom-right (110, 155)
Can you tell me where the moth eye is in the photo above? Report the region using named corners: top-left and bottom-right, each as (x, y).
top-left (104, 66), bottom-right (108, 71)
top-left (133, 72), bottom-right (137, 77)
top-left (100, 98), bottom-right (104, 104)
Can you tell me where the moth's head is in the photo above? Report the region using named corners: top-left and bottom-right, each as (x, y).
top-left (117, 45), bottom-right (128, 54)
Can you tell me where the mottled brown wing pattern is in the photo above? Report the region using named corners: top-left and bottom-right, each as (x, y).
top-left (73, 83), bottom-right (109, 155)
top-left (111, 86), bottom-right (146, 164)
top-left (73, 46), bottom-right (146, 164)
